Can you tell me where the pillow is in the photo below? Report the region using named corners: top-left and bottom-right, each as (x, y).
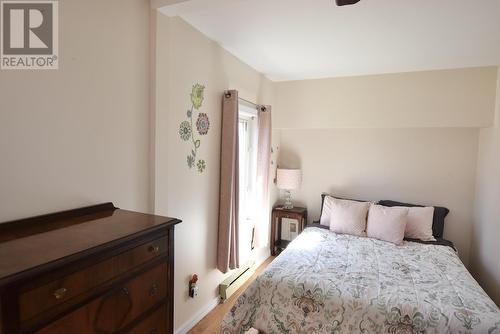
top-left (378, 200), bottom-right (449, 238)
top-left (366, 204), bottom-right (409, 245)
top-left (319, 193), bottom-right (367, 226)
top-left (329, 198), bottom-right (370, 237)
top-left (320, 195), bottom-right (335, 226)
top-left (401, 206), bottom-right (435, 241)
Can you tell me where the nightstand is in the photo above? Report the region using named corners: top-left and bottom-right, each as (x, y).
top-left (270, 206), bottom-right (307, 256)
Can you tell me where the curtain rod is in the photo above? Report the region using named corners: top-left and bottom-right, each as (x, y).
top-left (238, 97), bottom-right (268, 112)
top-left (224, 91), bottom-right (268, 111)
top-left (238, 97), bottom-right (257, 107)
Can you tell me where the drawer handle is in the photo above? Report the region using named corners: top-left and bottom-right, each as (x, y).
top-left (149, 283), bottom-right (159, 296)
top-left (148, 245), bottom-right (160, 254)
top-left (150, 329), bottom-right (158, 334)
top-left (53, 287), bottom-right (67, 300)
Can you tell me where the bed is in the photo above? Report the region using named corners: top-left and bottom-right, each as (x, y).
top-left (221, 226), bottom-right (500, 333)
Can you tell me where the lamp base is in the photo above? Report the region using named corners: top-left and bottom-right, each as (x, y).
top-left (283, 190), bottom-right (294, 209)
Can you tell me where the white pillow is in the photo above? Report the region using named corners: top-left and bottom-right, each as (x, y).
top-left (366, 204), bottom-right (409, 245)
top-left (320, 195), bottom-right (334, 226)
top-left (329, 198), bottom-right (370, 237)
top-left (398, 206), bottom-right (435, 241)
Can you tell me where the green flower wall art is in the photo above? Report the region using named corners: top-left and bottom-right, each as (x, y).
top-left (179, 84), bottom-right (210, 173)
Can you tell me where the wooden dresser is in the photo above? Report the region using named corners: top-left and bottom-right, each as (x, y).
top-left (0, 203), bottom-right (181, 334)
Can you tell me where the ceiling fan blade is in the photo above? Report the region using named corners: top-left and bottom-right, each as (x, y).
top-left (335, 0), bottom-right (361, 6)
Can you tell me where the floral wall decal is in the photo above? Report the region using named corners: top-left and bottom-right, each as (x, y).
top-left (179, 83), bottom-right (210, 173)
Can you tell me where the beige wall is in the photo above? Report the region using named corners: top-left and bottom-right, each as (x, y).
top-left (154, 14), bottom-right (275, 333)
top-left (0, 0), bottom-right (152, 221)
top-left (274, 67), bottom-right (497, 129)
top-left (274, 68), bottom-right (499, 268)
top-left (278, 128), bottom-right (479, 266)
top-left (471, 67), bottom-right (500, 306)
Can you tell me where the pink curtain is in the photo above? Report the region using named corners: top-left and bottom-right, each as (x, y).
top-left (217, 90), bottom-right (240, 273)
top-left (253, 106), bottom-right (272, 248)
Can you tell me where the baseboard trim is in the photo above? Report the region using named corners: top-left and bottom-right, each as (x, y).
top-left (175, 296), bottom-right (221, 334)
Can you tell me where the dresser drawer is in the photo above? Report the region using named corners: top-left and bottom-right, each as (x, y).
top-left (127, 305), bottom-right (167, 334)
top-left (20, 236), bottom-right (168, 322)
top-left (34, 263), bottom-right (168, 334)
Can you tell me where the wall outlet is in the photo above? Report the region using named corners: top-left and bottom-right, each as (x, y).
top-left (189, 284), bottom-right (199, 298)
top-left (189, 273), bottom-right (199, 298)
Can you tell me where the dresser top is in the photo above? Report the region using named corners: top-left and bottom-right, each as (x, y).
top-left (0, 203), bottom-right (180, 287)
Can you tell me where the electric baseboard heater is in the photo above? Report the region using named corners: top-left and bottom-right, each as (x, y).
top-left (219, 261), bottom-right (256, 302)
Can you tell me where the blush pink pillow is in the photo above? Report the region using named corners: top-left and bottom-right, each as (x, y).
top-left (366, 204), bottom-right (409, 245)
top-left (329, 198), bottom-right (370, 237)
top-left (402, 206), bottom-right (435, 241)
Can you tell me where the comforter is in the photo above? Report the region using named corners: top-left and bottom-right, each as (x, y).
top-left (222, 227), bottom-right (500, 333)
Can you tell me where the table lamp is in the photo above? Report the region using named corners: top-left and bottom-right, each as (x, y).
top-left (276, 168), bottom-right (302, 209)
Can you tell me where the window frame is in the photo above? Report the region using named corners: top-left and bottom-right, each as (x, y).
top-left (238, 103), bottom-right (258, 223)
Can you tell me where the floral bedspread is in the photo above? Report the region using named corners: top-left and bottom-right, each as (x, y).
top-left (221, 227), bottom-right (500, 333)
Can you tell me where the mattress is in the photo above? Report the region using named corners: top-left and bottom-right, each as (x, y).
top-left (221, 227), bottom-right (500, 333)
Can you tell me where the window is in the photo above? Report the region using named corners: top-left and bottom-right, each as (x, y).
top-left (238, 103), bottom-right (258, 264)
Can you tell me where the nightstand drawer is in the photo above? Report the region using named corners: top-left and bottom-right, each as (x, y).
top-left (34, 263), bottom-right (168, 334)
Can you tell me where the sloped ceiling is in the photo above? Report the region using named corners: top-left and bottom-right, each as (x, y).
top-left (159, 0), bottom-right (500, 81)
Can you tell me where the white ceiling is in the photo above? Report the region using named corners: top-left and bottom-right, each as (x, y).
top-left (159, 0), bottom-right (500, 81)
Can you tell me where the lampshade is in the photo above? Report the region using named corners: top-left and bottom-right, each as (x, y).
top-left (276, 168), bottom-right (302, 190)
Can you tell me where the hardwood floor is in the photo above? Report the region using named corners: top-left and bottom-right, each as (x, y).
top-left (187, 256), bottom-right (275, 334)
